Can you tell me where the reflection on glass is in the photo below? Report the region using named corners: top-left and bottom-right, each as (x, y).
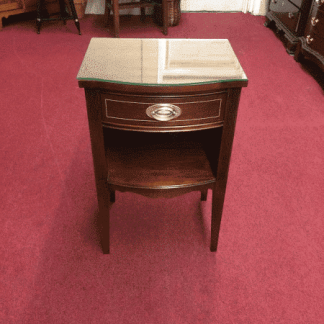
top-left (77, 38), bottom-right (247, 85)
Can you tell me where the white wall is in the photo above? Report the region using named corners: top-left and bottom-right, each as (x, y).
top-left (181, 0), bottom-right (267, 16)
top-left (116, 0), bottom-right (268, 17)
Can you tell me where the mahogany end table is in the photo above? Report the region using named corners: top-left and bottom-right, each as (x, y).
top-left (77, 38), bottom-right (248, 254)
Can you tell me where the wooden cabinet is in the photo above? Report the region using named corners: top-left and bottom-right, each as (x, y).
top-left (295, 0), bottom-right (324, 72)
top-left (77, 38), bottom-right (248, 254)
top-left (265, 0), bottom-right (313, 54)
top-left (1, 0), bottom-right (28, 30)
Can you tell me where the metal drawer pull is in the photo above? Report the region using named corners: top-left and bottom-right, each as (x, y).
top-left (311, 17), bottom-right (319, 26)
top-left (315, 0), bottom-right (324, 5)
top-left (306, 35), bottom-right (313, 44)
top-left (146, 104), bottom-right (181, 121)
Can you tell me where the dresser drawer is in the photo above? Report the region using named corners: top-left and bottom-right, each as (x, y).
top-left (304, 4), bottom-right (324, 36)
top-left (271, 0), bottom-right (301, 33)
top-left (101, 92), bottom-right (227, 132)
top-left (304, 33), bottom-right (324, 55)
top-left (314, 0), bottom-right (324, 10)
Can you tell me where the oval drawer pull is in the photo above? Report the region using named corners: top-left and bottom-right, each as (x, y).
top-left (306, 35), bottom-right (314, 44)
top-left (146, 104), bottom-right (181, 121)
top-left (311, 17), bottom-right (319, 26)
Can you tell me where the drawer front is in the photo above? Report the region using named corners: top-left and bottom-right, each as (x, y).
top-left (304, 33), bottom-right (324, 55)
top-left (101, 92), bottom-right (227, 132)
top-left (305, 4), bottom-right (324, 36)
top-left (271, 0), bottom-right (301, 33)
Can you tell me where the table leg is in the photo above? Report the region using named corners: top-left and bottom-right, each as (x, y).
top-left (97, 183), bottom-right (111, 254)
top-left (210, 184), bottom-right (225, 252)
top-left (200, 189), bottom-right (208, 201)
top-left (112, 0), bottom-right (119, 37)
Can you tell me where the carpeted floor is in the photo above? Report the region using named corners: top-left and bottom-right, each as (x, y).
top-left (1, 11), bottom-right (323, 324)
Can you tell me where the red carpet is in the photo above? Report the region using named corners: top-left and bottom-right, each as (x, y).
top-left (1, 12), bottom-right (323, 323)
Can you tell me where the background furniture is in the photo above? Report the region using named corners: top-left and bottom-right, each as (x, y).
top-left (0, 0), bottom-right (85, 30)
top-left (106, 0), bottom-right (168, 37)
top-left (77, 38), bottom-right (248, 254)
top-left (153, 0), bottom-right (181, 27)
top-left (36, 0), bottom-right (81, 34)
top-left (265, 0), bottom-right (313, 54)
top-left (295, 0), bottom-right (324, 72)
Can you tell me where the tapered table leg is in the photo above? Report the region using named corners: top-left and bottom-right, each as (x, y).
top-left (97, 185), bottom-right (111, 254)
top-left (210, 184), bottom-right (226, 252)
top-left (201, 189), bottom-right (208, 201)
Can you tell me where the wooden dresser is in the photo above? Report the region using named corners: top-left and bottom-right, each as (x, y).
top-left (295, 0), bottom-right (324, 72)
top-left (265, 0), bottom-right (313, 54)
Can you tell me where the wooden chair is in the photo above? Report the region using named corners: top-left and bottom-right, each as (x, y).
top-left (106, 0), bottom-right (168, 37)
top-left (36, 0), bottom-right (81, 34)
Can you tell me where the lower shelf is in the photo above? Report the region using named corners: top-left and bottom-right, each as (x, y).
top-left (105, 128), bottom-right (221, 190)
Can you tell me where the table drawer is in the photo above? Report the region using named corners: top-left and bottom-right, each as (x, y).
top-left (101, 92), bottom-right (227, 132)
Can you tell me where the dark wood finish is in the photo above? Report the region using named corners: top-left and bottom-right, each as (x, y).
top-left (153, 0), bottom-right (181, 27)
top-left (101, 92), bottom-right (226, 132)
top-left (78, 39), bottom-right (248, 254)
top-left (265, 0), bottom-right (313, 54)
top-left (36, 0), bottom-right (81, 34)
top-left (295, 0), bottom-right (324, 72)
top-left (106, 0), bottom-right (168, 37)
top-left (81, 81), bottom-right (246, 253)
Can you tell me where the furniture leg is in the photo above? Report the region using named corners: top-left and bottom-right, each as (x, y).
top-left (112, 0), bottom-right (119, 37)
top-left (97, 183), bottom-right (110, 254)
top-left (36, 0), bottom-right (42, 34)
top-left (110, 190), bottom-right (115, 203)
top-left (140, 0), bottom-right (146, 21)
top-left (58, 0), bottom-right (67, 24)
top-left (162, 0), bottom-right (168, 35)
top-left (210, 184), bottom-right (225, 252)
top-left (67, 0), bottom-right (81, 34)
top-left (200, 189), bottom-right (208, 201)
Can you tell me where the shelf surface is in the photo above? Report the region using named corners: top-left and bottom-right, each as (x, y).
top-left (106, 134), bottom-right (216, 190)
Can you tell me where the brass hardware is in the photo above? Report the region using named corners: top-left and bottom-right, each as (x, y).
top-left (306, 35), bottom-right (314, 44)
top-left (288, 12), bottom-right (294, 19)
top-left (315, 0), bottom-right (324, 4)
top-left (311, 17), bottom-right (319, 26)
top-left (146, 104), bottom-right (181, 121)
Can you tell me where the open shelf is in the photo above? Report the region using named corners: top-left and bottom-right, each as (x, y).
top-left (104, 128), bottom-right (222, 190)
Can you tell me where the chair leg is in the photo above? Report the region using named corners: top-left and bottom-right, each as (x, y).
top-left (36, 0), bottom-right (42, 34)
top-left (140, 0), bottom-right (146, 22)
top-left (162, 0), bottom-right (168, 35)
top-left (67, 0), bottom-right (81, 34)
top-left (58, 0), bottom-right (67, 24)
top-left (201, 189), bottom-right (208, 201)
top-left (112, 0), bottom-right (119, 37)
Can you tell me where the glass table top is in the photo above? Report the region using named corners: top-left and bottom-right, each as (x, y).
top-left (77, 38), bottom-right (247, 86)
